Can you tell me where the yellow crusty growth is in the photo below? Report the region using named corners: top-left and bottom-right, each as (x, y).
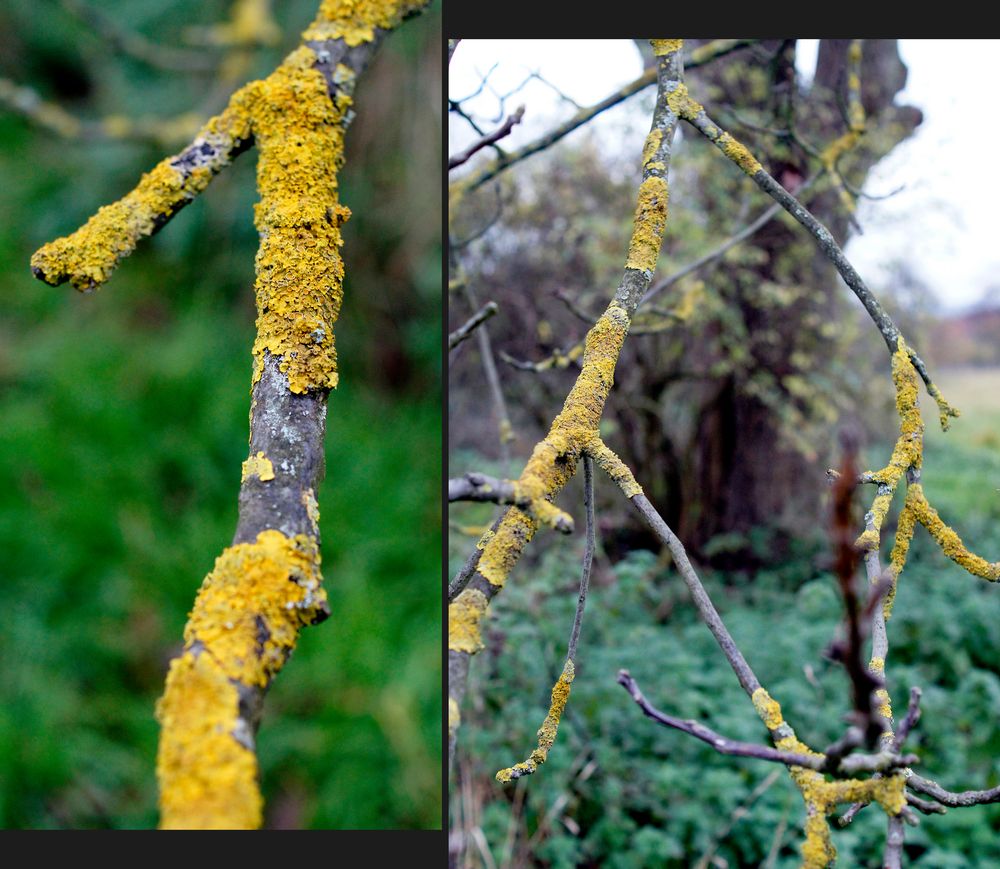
top-left (717, 132), bottom-right (763, 176)
top-left (650, 39), bottom-right (683, 57)
top-left (182, 529), bottom-right (326, 687)
top-left (751, 687), bottom-right (784, 731)
top-left (302, 487), bottom-right (321, 533)
top-left (496, 659), bottom-right (575, 783)
top-left (249, 45), bottom-right (353, 394)
top-left (905, 484), bottom-right (1000, 581)
top-left (641, 128), bottom-right (663, 168)
top-left (477, 509), bottom-right (536, 588)
top-left (588, 438), bottom-right (643, 497)
top-left (241, 450), bottom-right (275, 482)
top-left (856, 338), bottom-right (923, 552)
top-left (449, 587), bottom-right (490, 654)
top-left (156, 652), bottom-right (262, 829)
top-left (303, 0), bottom-right (430, 44)
top-left (448, 697), bottom-right (461, 732)
top-left (624, 176), bottom-right (669, 273)
top-left (667, 82), bottom-right (704, 119)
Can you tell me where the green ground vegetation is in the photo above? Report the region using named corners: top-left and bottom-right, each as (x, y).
top-left (450, 366), bottom-right (1000, 866)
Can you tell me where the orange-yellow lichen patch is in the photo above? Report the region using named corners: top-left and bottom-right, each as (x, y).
top-left (156, 651), bottom-right (262, 829)
top-left (249, 45), bottom-right (353, 394)
top-left (241, 450), bottom-right (275, 482)
top-left (183, 529), bottom-right (326, 687)
top-left (717, 132), bottom-right (762, 176)
top-left (907, 484), bottom-right (1000, 581)
top-left (449, 587), bottom-right (489, 654)
top-left (156, 651), bottom-right (263, 830)
top-left (624, 176), bottom-right (669, 273)
top-left (641, 128), bottom-right (663, 168)
top-left (477, 508), bottom-right (536, 588)
top-left (302, 487), bottom-right (321, 532)
top-left (32, 162), bottom-right (209, 291)
top-left (588, 438), bottom-right (643, 497)
top-left (303, 0), bottom-right (430, 45)
top-left (666, 82), bottom-right (704, 119)
top-left (496, 659), bottom-right (575, 783)
top-left (31, 93), bottom-right (254, 292)
top-left (751, 687), bottom-right (784, 731)
top-left (856, 339), bottom-right (924, 552)
top-left (650, 39), bottom-right (683, 57)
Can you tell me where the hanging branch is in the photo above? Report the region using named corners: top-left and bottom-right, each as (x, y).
top-left (495, 455), bottom-right (597, 783)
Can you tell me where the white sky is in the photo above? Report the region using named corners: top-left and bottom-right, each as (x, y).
top-left (450, 39), bottom-right (1000, 314)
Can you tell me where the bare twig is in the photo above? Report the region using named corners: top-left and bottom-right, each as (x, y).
top-left (449, 302), bottom-right (499, 351)
top-left (448, 472), bottom-right (526, 506)
top-left (449, 106), bottom-right (525, 170)
top-left (617, 670), bottom-right (817, 767)
top-left (906, 774), bottom-right (1000, 808)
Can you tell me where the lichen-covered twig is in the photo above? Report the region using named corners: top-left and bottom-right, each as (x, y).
top-left (495, 456), bottom-right (596, 783)
top-left (31, 0), bottom-right (430, 830)
top-left (449, 301), bottom-right (499, 350)
top-left (671, 80), bottom-right (959, 429)
top-left (448, 472), bottom-right (526, 506)
top-left (449, 39), bottom-right (684, 771)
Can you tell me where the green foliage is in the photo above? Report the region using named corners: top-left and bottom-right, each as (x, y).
top-left (453, 409), bottom-right (1000, 865)
top-left (0, 0), bottom-right (440, 829)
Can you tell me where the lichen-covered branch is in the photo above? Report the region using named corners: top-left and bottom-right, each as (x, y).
top-left (31, 0), bottom-right (430, 830)
top-left (671, 84), bottom-right (959, 429)
top-left (449, 39), bottom-right (685, 771)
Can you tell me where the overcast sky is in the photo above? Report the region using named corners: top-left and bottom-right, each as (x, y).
top-left (450, 39), bottom-right (1000, 314)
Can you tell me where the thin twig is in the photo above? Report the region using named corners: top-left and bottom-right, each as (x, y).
top-left (449, 106), bottom-right (525, 170)
top-left (449, 302), bottom-right (498, 350)
top-left (906, 774), bottom-right (1000, 808)
top-left (568, 456), bottom-right (596, 661)
top-left (448, 472), bottom-right (526, 506)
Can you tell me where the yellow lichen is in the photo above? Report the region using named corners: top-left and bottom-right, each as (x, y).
top-left (302, 487), bottom-right (321, 533)
top-left (448, 697), bottom-right (460, 732)
top-left (624, 176), bottom-right (669, 273)
top-left (751, 687), bottom-right (785, 731)
top-left (641, 128), bottom-right (663, 168)
top-left (449, 588), bottom-right (489, 654)
top-left (249, 45), bottom-right (353, 394)
top-left (496, 659), bottom-right (575, 783)
top-left (717, 132), bottom-right (763, 176)
top-left (182, 529), bottom-right (326, 687)
top-left (476, 527), bottom-right (495, 551)
top-left (477, 509), bottom-right (537, 587)
top-left (907, 484), bottom-right (1000, 581)
top-left (241, 450), bottom-right (275, 482)
top-left (666, 82), bottom-right (703, 119)
top-left (302, 0), bottom-right (430, 45)
top-left (156, 651), bottom-right (262, 829)
top-left (156, 529), bottom-right (324, 829)
top-left (587, 438), bottom-right (642, 497)
top-left (650, 39), bottom-right (683, 57)
top-left (856, 338), bottom-right (923, 552)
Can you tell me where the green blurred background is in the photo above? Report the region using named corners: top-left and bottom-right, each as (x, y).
top-left (0, 0), bottom-right (441, 829)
